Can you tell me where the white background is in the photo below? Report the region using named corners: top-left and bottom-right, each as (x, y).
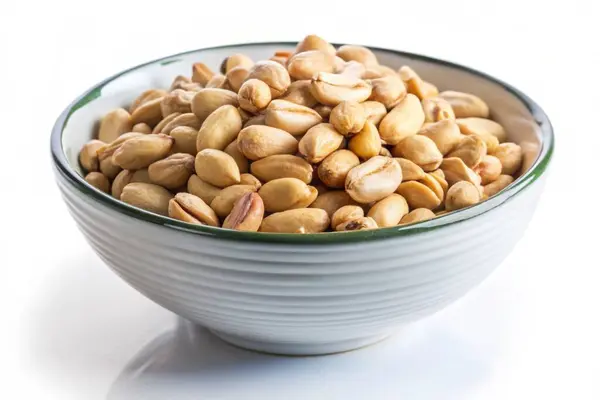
top-left (1, 0), bottom-right (600, 398)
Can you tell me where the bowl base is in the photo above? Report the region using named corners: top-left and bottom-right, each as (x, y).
top-left (209, 330), bottom-right (392, 356)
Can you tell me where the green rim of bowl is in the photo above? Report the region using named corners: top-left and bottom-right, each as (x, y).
top-left (51, 42), bottom-right (554, 244)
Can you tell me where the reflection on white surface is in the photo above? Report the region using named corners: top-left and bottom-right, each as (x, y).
top-left (108, 318), bottom-right (495, 400)
top-left (27, 251), bottom-right (175, 399)
top-left (27, 247), bottom-right (518, 399)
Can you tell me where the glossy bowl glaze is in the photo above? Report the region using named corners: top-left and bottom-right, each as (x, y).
top-left (52, 42), bottom-right (553, 355)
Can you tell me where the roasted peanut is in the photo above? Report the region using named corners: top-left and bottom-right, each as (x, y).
top-left (224, 67), bottom-right (249, 92)
top-left (130, 89), bottom-right (168, 115)
top-left (447, 135), bottom-right (487, 168)
top-left (120, 183), bottom-right (173, 216)
top-left (112, 134), bottom-right (174, 170)
top-left (131, 97), bottom-right (164, 127)
top-left (98, 108), bottom-right (132, 143)
top-left (194, 149), bottom-right (241, 188)
top-left (440, 157), bottom-right (481, 187)
top-left (221, 54), bottom-right (254, 74)
top-left (398, 66), bottom-right (437, 100)
top-left (361, 101), bottom-right (387, 126)
top-left (168, 192), bottom-right (220, 226)
top-left (196, 105), bottom-right (242, 152)
top-left (161, 113), bottom-right (202, 135)
top-left (287, 50), bottom-right (337, 80)
top-left (265, 100), bottom-right (322, 135)
top-left (348, 121), bottom-right (381, 160)
top-left (161, 89), bottom-right (194, 117)
top-left (396, 180), bottom-right (441, 210)
top-left (224, 139), bottom-right (249, 174)
top-left (111, 170), bottom-right (133, 199)
top-left (170, 75), bottom-right (202, 92)
top-left (398, 65), bottom-right (438, 100)
top-left (318, 149), bottom-right (361, 188)
top-left (152, 112), bottom-right (181, 134)
top-left (97, 132), bottom-right (144, 161)
top-left (364, 65), bottom-right (398, 79)
top-left (438, 91), bottom-right (490, 118)
top-left (237, 125), bottom-right (298, 160)
top-left (148, 153), bottom-right (195, 189)
top-left (238, 79), bottom-right (272, 113)
top-left (310, 72), bottom-right (372, 106)
top-left (420, 81), bottom-right (439, 98)
top-left (367, 194), bottom-right (409, 227)
top-left (400, 208), bottom-right (436, 224)
top-left (222, 192), bottom-right (264, 231)
top-left (170, 126), bottom-right (198, 155)
top-left (379, 94), bottom-right (425, 145)
top-left (367, 75), bottom-right (407, 109)
top-left (79, 140), bottom-right (105, 172)
top-left (258, 178), bottom-right (318, 212)
top-left (422, 97), bottom-right (455, 122)
top-left (310, 190), bottom-right (357, 217)
top-left (191, 88), bottom-right (239, 122)
top-left (187, 174), bottom-right (222, 204)
top-left (192, 62), bottom-right (215, 86)
top-left (298, 123), bottom-right (344, 163)
top-left (331, 205), bottom-right (364, 229)
top-left (131, 169), bottom-right (151, 184)
top-left (456, 117), bottom-right (507, 143)
top-left (395, 158), bottom-right (426, 181)
top-left (483, 174), bottom-right (515, 197)
top-left (329, 101), bottom-right (366, 136)
top-left (445, 181), bottom-right (480, 211)
top-left (85, 172), bottom-right (110, 193)
top-left (473, 155), bottom-right (502, 185)
top-left (132, 123), bottom-right (152, 134)
top-left (313, 104), bottom-right (333, 119)
top-left (279, 80), bottom-right (318, 108)
top-left (251, 154), bottom-right (313, 184)
top-left (338, 60), bottom-right (366, 78)
top-left (336, 217), bottom-right (378, 231)
top-left (418, 119), bottom-right (464, 155)
top-left (295, 34), bottom-right (336, 55)
top-left (260, 208), bottom-right (330, 233)
top-left (419, 173), bottom-right (445, 203)
top-left (429, 170), bottom-right (449, 195)
top-left (239, 173), bottom-right (262, 189)
top-left (246, 60), bottom-right (291, 98)
top-left (210, 185), bottom-right (257, 217)
top-left (99, 157), bottom-right (121, 180)
top-left (270, 51), bottom-right (293, 66)
top-left (336, 45), bottom-right (378, 67)
top-left (206, 74), bottom-right (229, 89)
top-left (491, 142), bottom-right (523, 175)
top-left (392, 135), bottom-right (443, 172)
top-left (345, 156), bottom-right (403, 203)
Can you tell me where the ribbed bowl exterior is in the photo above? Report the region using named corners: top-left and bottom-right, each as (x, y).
top-left (55, 167), bottom-right (545, 354)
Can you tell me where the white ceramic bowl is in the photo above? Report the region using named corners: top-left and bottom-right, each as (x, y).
top-left (51, 42), bottom-right (554, 355)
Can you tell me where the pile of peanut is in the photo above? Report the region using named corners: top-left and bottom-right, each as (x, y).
top-left (79, 35), bottom-right (524, 233)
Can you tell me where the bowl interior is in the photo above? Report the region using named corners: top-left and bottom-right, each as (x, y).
top-left (53, 42), bottom-right (552, 243)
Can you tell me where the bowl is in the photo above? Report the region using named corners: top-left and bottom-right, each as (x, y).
top-left (51, 42), bottom-right (553, 355)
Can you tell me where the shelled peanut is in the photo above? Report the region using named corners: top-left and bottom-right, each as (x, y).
top-left (79, 34), bottom-right (525, 234)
